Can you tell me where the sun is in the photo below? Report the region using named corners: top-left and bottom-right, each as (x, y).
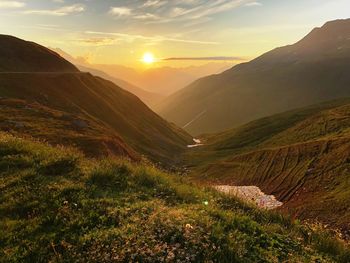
top-left (142, 52), bottom-right (155, 64)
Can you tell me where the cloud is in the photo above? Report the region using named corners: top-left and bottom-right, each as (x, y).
top-left (85, 30), bottom-right (219, 45)
top-left (142, 0), bottom-right (167, 8)
top-left (245, 1), bottom-right (262, 7)
top-left (140, 0), bottom-right (257, 24)
top-left (23, 4), bottom-right (85, 16)
top-left (107, 0), bottom-right (260, 23)
top-left (75, 38), bottom-right (117, 46)
top-left (0, 1), bottom-right (25, 8)
top-left (109, 7), bottom-right (132, 16)
top-left (134, 13), bottom-right (159, 20)
top-left (174, 0), bottom-right (253, 20)
top-left (163, 56), bottom-right (244, 61)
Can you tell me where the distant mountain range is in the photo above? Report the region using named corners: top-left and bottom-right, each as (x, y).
top-left (52, 47), bottom-right (232, 96)
top-left (94, 63), bottom-right (232, 96)
top-left (51, 48), bottom-right (164, 108)
top-left (0, 35), bottom-right (192, 164)
top-left (157, 19), bottom-right (350, 135)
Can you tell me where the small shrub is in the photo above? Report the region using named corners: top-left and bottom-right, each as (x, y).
top-left (88, 161), bottom-right (129, 191)
top-left (313, 232), bottom-right (350, 263)
top-left (0, 155), bottom-right (33, 170)
top-left (133, 167), bottom-right (163, 189)
top-left (38, 156), bottom-right (79, 175)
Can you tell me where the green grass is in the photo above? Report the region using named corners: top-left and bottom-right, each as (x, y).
top-left (0, 132), bottom-right (349, 262)
top-left (185, 99), bottom-right (350, 234)
top-left (0, 71), bottom-right (192, 165)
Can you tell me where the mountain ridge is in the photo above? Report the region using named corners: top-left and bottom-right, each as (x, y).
top-left (0, 35), bottom-right (78, 73)
top-left (0, 35), bottom-right (192, 165)
top-left (186, 98), bottom-right (350, 234)
top-left (157, 19), bottom-right (350, 135)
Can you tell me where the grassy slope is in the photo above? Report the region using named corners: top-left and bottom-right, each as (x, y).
top-left (0, 35), bottom-right (78, 73)
top-left (0, 72), bottom-right (192, 165)
top-left (186, 99), bottom-right (350, 233)
top-left (0, 98), bottom-right (139, 160)
top-left (77, 65), bottom-right (164, 108)
top-left (156, 19), bottom-right (350, 135)
top-left (1, 132), bottom-right (349, 262)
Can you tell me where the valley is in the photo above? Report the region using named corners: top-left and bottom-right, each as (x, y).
top-left (157, 19), bottom-right (350, 135)
top-left (184, 99), bottom-right (350, 237)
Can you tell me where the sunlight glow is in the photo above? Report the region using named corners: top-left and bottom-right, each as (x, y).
top-left (142, 52), bottom-right (155, 64)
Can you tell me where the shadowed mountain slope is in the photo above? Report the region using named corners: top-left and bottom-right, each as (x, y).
top-left (0, 35), bottom-right (78, 73)
top-left (49, 48), bottom-right (164, 108)
top-left (0, 35), bottom-right (192, 164)
top-left (187, 98), bottom-right (350, 234)
top-left (157, 19), bottom-right (350, 135)
top-left (77, 64), bottom-right (164, 108)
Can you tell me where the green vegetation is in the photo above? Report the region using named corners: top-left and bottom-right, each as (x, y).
top-left (186, 99), bottom-right (350, 235)
top-left (0, 72), bottom-right (191, 165)
top-left (1, 132), bottom-right (349, 262)
top-left (0, 35), bottom-right (192, 166)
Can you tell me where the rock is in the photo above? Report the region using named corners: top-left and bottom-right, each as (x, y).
top-left (7, 120), bottom-right (25, 128)
top-left (72, 119), bottom-right (88, 129)
top-left (214, 185), bottom-right (283, 210)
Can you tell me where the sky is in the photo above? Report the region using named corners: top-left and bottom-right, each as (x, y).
top-left (0, 0), bottom-right (349, 68)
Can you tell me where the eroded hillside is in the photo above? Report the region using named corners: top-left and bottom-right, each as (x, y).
top-left (188, 100), bottom-right (350, 234)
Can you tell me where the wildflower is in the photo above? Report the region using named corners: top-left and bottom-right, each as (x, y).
top-left (185, 224), bottom-right (193, 230)
top-left (203, 201), bottom-right (209, 206)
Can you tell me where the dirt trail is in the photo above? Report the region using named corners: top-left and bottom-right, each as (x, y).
top-left (214, 185), bottom-right (283, 210)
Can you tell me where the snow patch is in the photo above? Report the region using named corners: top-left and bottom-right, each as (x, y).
top-left (214, 185), bottom-right (283, 210)
top-left (187, 138), bottom-right (204, 148)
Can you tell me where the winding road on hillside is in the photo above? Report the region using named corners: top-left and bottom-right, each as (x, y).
top-left (183, 110), bottom-right (207, 129)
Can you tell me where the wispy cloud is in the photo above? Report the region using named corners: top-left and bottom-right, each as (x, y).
top-left (0, 1), bottom-right (25, 8)
top-left (23, 4), bottom-right (85, 16)
top-left (110, 0), bottom-right (260, 23)
top-left (163, 56), bottom-right (244, 61)
top-left (134, 13), bottom-right (159, 20)
top-left (109, 7), bottom-right (132, 16)
top-left (142, 0), bottom-right (167, 8)
top-left (75, 37), bottom-right (117, 46)
top-left (85, 31), bottom-right (219, 45)
top-left (108, 0), bottom-right (261, 23)
top-left (245, 1), bottom-right (262, 7)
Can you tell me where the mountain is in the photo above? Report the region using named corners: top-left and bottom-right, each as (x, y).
top-left (186, 98), bottom-right (350, 234)
top-left (157, 19), bottom-right (350, 135)
top-left (1, 132), bottom-right (349, 262)
top-left (0, 35), bottom-right (192, 164)
top-left (0, 35), bottom-right (78, 73)
top-left (85, 63), bottom-right (232, 96)
top-left (52, 47), bottom-right (232, 97)
top-left (77, 65), bottom-right (164, 108)
top-left (51, 48), bottom-right (164, 108)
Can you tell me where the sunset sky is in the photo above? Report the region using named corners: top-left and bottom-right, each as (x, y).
top-left (0, 0), bottom-right (349, 68)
